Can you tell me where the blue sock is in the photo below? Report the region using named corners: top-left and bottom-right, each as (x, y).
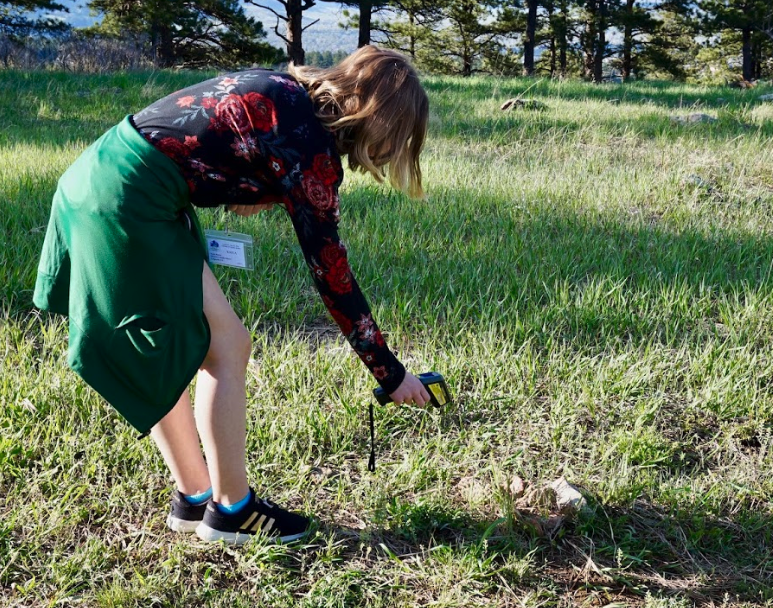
top-left (215, 491), bottom-right (251, 514)
top-left (183, 487), bottom-right (212, 505)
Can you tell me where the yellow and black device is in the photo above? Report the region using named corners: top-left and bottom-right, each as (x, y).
top-left (368, 372), bottom-right (452, 471)
top-left (372, 371), bottom-right (452, 407)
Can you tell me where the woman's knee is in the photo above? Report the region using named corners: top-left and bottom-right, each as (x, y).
top-left (203, 321), bottom-right (251, 371)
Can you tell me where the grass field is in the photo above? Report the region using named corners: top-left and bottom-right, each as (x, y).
top-left (2, 69), bottom-right (773, 607)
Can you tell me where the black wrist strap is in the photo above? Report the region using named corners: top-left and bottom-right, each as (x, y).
top-left (368, 400), bottom-right (376, 472)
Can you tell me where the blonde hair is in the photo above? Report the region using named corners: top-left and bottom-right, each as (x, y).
top-left (288, 45), bottom-right (429, 199)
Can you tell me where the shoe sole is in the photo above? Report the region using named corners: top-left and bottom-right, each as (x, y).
top-left (195, 523), bottom-right (308, 545)
top-left (167, 515), bottom-right (202, 533)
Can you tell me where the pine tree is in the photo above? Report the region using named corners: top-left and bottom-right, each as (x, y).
top-left (1, 0), bottom-right (69, 38)
top-left (371, 0), bottom-right (444, 61)
top-left (543, 0), bottom-right (575, 77)
top-left (700, 0), bottom-right (773, 81)
top-left (615, 0), bottom-right (695, 80)
top-left (89, 0), bottom-right (282, 68)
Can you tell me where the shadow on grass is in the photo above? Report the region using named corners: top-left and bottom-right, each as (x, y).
top-left (336, 184), bottom-right (773, 355)
top-left (424, 76), bottom-right (773, 110)
top-left (318, 496), bottom-right (773, 603)
top-left (428, 96), bottom-right (773, 143)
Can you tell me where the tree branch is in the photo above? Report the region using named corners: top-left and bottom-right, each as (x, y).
top-left (274, 16), bottom-right (290, 45)
top-left (302, 18), bottom-right (320, 32)
top-left (752, 23), bottom-right (773, 42)
top-left (249, 2), bottom-right (287, 23)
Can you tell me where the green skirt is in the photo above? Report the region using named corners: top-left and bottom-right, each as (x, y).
top-left (33, 116), bottom-right (211, 435)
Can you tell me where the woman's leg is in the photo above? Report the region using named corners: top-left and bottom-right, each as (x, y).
top-left (150, 389), bottom-right (211, 495)
top-left (195, 263), bottom-right (252, 506)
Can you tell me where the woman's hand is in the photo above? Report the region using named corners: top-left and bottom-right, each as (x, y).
top-left (227, 203), bottom-right (274, 217)
top-left (389, 372), bottom-right (431, 407)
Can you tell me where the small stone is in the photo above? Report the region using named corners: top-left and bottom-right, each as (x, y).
top-left (684, 174), bottom-right (713, 190)
top-left (457, 476), bottom-right (489, 503)
top-left (670, 113), bottom-right (717, 124)
top-left (550, 477), bottom-right (587, 514)
top-left (759, 94), bottom-right (773, 102)
top-left (508, 475), bottom-right (525, 498)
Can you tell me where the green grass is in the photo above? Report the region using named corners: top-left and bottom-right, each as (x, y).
top-left (2, 69), bottom-right (773, 606)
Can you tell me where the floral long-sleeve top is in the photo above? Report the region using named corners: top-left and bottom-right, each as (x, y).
top-left (131, 69), bottom-right (406, 394)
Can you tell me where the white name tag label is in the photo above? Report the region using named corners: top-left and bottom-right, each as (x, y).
top-left (204, 230), bottom-right (254, 270)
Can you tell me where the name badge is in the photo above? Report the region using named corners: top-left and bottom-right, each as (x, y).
top-left (204, 229), bottom-right (255, 270)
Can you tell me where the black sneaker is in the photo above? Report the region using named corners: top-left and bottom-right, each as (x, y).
top-left (195, 488), bottom-right (310, 545)
top-left (166, 490), bottom-right (208, 533)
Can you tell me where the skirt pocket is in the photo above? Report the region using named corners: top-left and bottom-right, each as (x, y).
top-left (107, 311), bottom-right (175, 397)
top-left (116, 312), bottom-right (172, 357)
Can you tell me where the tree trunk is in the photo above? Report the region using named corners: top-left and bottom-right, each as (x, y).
top-left (287, 0), bottom-right (305, 65)
top-left (463, 46), bottom-right (472, 76)
top-left (741, 25), bottom-right (752, 81)
top-left (152, 22), bottom-right (174, 68)
top-left (584, 0), bottom-right (597, 80)
top-left (409, 12), bottom-right (415, 59)
top-left (755, 42), bottom-right (762, 80)
top-left (545, 0), bottom-right (556, 76)
top-left (622, 0), bottom-right (634, 81)
top-left (559, 0), bottom-right (568, 77)
top-left (549, 35), bottom-right (556, 76)
top-left (523, 0), bottom-right (537, 76)
top-left (593, 0), bottom-right (605, 83)
top-left (358, 0), bottom-right (372, 47)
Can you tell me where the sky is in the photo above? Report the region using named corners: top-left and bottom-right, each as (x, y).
top-left (54, 1), bottom-right (359, 52)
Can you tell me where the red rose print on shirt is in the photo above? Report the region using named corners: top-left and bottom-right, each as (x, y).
top-left (320, 242), bottom-right (346, 267)
top-left (210, 92), bottom-right (277, 135)
top-left (302, 173), bottom-right (337, 216)
top-left (157, 137), bottom-right (191, 163)
top-left (319, 243), bottom-right (352, 294)
top-left (201, 96), bottom-right (217, 109)
top-left (211, 94), bottom-right (248, 134)
top-left (243, 92), bottom-right (277, 132)
top-left (327, 258), bottom-right (352, 294)
top-left (312, 154), bottom-right (339, 186)
top-left (323, 296), bottom-right (355, 335)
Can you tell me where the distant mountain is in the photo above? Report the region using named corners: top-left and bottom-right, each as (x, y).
top-left (52, 1), bottom-right (358, 52)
